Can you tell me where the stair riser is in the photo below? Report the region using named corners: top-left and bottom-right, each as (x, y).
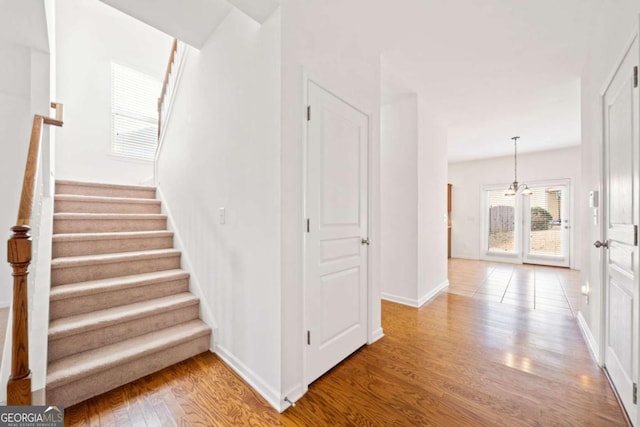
top-left (55, 200), bottom-right (161, 214)
top-left (49, 304), bottom-right (200, 362)
top-left (51, 255), bottom-right (181, 286)
top-left (53, 235), bottom-right (174, 258)
top-left (54, 218), bottom-right (167, 234)
top-left (46, 336), bottom-right (210, 408)
top-left (50, 278), bottom-right (189, 320)
top-left (56, 183), bottom-right (156, 199)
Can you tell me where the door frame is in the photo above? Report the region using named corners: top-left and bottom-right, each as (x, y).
top-left (597, 24), bottom-right (640, 426)
top-left (480, 178), bottom-right (574, 268)
top-left (301, 72), bottom-right (376, 389)
top-left (522, 179), bottom-right (571, 268)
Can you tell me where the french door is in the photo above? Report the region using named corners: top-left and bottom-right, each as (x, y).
top-left (523, 184), bottom-right (570, 267)
top-left (484, 181), bottom-right (570, 267)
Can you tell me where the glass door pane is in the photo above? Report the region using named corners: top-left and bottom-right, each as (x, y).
top-left (523, 184), bottom-right (570, 267)
top-left (487, 189), bottom-right (516, 253)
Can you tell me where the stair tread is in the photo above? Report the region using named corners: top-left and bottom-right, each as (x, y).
top-left (47, 320), bottom-right (210, 388)
top-left (55, 180), bottom-right (156, 192)
top-left (54, 213), bottom-right (167, 219)
top-left (53, 230), bottom-right (173, 242)
top-left (49, 292), bottom-right (199, 339)
top-left (55, 194), bottom-right (160, 204)
top-left (50, 269), bottom-right (188, 301)
top-left (51, 248), bottom-right (180, 268)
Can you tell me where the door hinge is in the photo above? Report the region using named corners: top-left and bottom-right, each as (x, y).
top-left (635, 225), bottom-right (638, 246)
top-left (307, 330), bottom-right (311, 345)
top-left (306, 218), bottom-right (310, 233)
top-left (635, 66), bottom-right (638, 88)
top-left (634, 382), bottom-right (637, 404)
top-left (307, 105), bottom-right (311, 121)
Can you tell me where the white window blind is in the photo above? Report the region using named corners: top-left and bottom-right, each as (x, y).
top-left (111, 63), bottom-right (162, 161)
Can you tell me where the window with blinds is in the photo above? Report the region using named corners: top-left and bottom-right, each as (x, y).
top-left (111, 63), bottom-right (162, 161)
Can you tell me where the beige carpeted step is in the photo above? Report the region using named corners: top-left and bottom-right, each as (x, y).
top-left (48, 293), bottom-right (200, 362)
top-left (46, 320), bottom-right (211, 408)
top-left (53, 213), bottom-right (167, 234)
top-left (55, 180), bottom-right (156, 199)
top-left (51, 249), bottom-right (181, 286)
top-left (49, 270), bottom-right (189, 320)
top-left (52, 230), bottom-right (174, 257)
top-left (55, 194), bottom-right (162, 214)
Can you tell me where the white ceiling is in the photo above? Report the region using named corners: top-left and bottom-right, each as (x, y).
top-left (98, 0), bottom-right (280, 48)
top-left (379, 0), bottom-right (602, 162)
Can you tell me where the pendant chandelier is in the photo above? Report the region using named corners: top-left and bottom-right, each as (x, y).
top-left (504, 136), bottom-right (532, 196)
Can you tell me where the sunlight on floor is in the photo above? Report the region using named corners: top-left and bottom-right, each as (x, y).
top-left (447, 259), bottom-right (581, 317)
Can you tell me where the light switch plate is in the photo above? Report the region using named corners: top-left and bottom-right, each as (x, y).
top-left (219, 207), bottom-right (226, 225)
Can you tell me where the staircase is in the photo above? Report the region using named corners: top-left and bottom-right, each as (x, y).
top-left (46, 180), bottom-right (211, 407)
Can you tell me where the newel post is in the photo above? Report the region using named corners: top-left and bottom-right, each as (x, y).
top-left (7, 225), bottom-right (32, 405)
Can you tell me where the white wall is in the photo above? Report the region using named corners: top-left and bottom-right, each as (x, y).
top-left (417, 104), bottom-right (449, 300)
top-left (381, 94), bottom-right (449, 306)
top-left (281, 0), bottom-right (383, 407)
top-left (0, 0), bottom-right (52, 403)
top-left (381, 95), bottom-right (418, 303)
top-left (448, 146), bottom-right (581, 269)
top-left (55, 0), bottom-right (172, 185)
top-left (156, 9), bottom-right (282, 408)
top-left (579, 0), bottom-right (640, 358)
top-left (0, 45), bottom-right (34, 307)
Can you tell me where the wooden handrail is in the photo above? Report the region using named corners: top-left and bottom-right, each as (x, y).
top-left (158, 39), bottom-right (178, 139)
top-left (7, 103), bottom-right (63, 406)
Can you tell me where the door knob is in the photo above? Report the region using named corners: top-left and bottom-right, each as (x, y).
top-left (593, 240), bottom-right (609, 249)
top-left (361, 238), bottom-right (370, 246)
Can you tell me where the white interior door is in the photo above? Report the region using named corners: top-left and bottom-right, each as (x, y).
top-left (523, 183), bottom-right (570, 267)
top-left (602, 36), bottom-right (639, 425)
top-left (304, 80), bottom-right (369, 384)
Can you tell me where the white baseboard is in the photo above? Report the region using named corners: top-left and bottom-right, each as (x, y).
top-left (381, 280), bottom-right (449, 308)
top-left (282, 384), bottom-right (306, 412)
top-left (577, 311), bottom-right (601, 366)
top-left (381, 292), bottom-right (421, 307)
top-left (215, 345), bottom-right (281, 411)
top-left (417, 280), bottom-right (449, 308)
top-left (369, 327), bottom-right (384, 344)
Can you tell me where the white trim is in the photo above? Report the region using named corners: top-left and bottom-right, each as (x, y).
top-left (600, 30), bottom-right (638, 95)
top-left (417, 280), bottom-right (449, 307)
top-left (381, 293), bottom-right (422, 307)
top-left (156, 186), bottom-right (218, 351)
top-left (369, 327), bottom-right (384, 344)
top-left (382, 280), bottom-right (449, 308)
top-left (577, 311), bottom-right (602, 366)
top-left (281, 384), bottom-right (306, 412)
top-left (215, 345), bottom-right (281, 411)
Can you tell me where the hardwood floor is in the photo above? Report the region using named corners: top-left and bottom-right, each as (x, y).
top-left (65, 260), bottom-right (627, 426)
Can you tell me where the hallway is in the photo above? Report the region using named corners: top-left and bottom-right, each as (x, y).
top-left (65, 260), bottom-right (626, 426)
